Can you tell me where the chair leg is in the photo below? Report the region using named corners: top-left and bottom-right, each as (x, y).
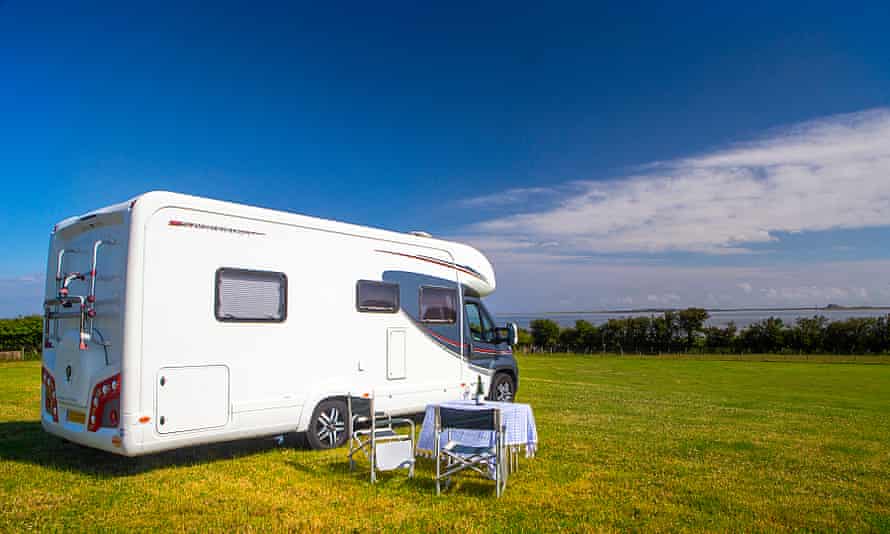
top-left (435, 455), bottom-right (440, 495)
top-left (369, 444), bottom-right (375, 483)
top-left (502, 455), bottom-right (506, 496)
top-left (495, 460), bottom-right (501, 498)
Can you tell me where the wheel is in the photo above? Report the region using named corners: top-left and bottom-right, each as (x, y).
top-left (306, 398), bottom-right (348, 450)
top-left (489, 373), bottom-right (516, 402)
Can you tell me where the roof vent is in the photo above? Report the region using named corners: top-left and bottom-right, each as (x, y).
top-left (409, 231), bottom-right (432, 238)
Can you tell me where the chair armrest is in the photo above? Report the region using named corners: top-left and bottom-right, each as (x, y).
top-left (352, 414), bottom-right (370, 425)
top-left (388, 417), bottom-right (416, 440)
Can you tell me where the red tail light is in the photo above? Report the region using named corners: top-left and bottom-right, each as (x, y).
top-left (42, 368), bottom-right (58, 422)
top-left (87, 373), bottom-right (120, 432)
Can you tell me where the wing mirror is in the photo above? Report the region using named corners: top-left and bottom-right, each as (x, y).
top-left (491, 323), bottom-right (519, 346)
top-left (494, 323), bottom-right (519, 346)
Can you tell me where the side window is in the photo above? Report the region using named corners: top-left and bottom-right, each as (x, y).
top-left (356, 280), bottom-right (400, 313)
top-left (215, 268), bottom-right (287, 322)
top-left (465, 302), bottom-right (495, 343)
top-left (419, 286), bottom-right (457, 323)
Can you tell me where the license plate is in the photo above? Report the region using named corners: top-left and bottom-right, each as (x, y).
top-left (67, 409), bottom-right (86, 424)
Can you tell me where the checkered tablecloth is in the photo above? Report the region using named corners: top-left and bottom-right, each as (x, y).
top-left (416, 400), bottom-right (538, 457)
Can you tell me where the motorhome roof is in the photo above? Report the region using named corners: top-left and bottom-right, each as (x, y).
top-left (53, 199), bottom-right (133, 233)
top-left (53, 191), bottom-right (497, 295)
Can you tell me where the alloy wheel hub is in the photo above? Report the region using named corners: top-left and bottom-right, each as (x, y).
top-left (317, 408), bottom-right (345, 446)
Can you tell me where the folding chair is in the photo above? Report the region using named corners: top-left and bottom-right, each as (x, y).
top-left (347, 393), bottom-right (415, 483)
top-left (434, 406), bottom-right (508, 497)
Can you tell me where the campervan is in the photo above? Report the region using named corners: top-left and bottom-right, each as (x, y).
top-left (40, 192), bottom-right (518, 455)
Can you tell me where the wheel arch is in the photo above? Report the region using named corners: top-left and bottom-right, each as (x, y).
top-left (296, 392), bottom-right (349, 433)
top-left (303, 395), bottom-right (350, 450)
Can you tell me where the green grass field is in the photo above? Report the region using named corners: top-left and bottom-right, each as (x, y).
top-left (1, 355), bottom-right (889, 532)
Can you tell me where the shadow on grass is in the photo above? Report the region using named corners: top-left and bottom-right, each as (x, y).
top-left (0, 420), bottom-right (310, 477)
top-left (321, 455), bottom-right (502, 497)
top-left (4, 419), bottom-right (510, 500)
top-left (425, 476), bottom-right (502, 497)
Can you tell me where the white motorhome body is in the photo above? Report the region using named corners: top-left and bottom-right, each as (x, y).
top-left (41, 191), bottom-right (518, 456)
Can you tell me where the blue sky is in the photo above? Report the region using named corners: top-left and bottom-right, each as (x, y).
top-left (2, 2), bottom-right (890, 316)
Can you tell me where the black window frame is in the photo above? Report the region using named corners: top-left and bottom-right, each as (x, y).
top-left (418, 285), bottom-right (458, 324)
top-left (214, 267), bottom-right (288, 323)
top-left (356, 279), bottom-right (400, 313)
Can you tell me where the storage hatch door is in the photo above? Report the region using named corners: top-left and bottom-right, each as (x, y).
top-left (156, 365), bottom-right (229, 434)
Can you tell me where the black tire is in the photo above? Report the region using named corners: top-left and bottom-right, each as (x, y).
top-left (306, 398), bottom-right (349, 450)
top-left (489, 373), bottom-right (516, 402)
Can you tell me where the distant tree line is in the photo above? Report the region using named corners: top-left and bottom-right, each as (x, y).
top-left (4, 310), bottom-right (890, 357)
top-left (0, 315), bottom-right (43, 353)
top-left (520, 309), bottom-right (890, 355)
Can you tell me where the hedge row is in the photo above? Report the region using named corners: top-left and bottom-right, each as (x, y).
top-left (0, 315), bottom-right (43, 353)
top-left (7, 309), bottom-right (890, 356)
top-left (521, 309), bottom-right (890, 355)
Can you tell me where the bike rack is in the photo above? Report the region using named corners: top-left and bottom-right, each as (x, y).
top-left (44, 240), bottom-right (116, 351)
top-left (47, 248), bottom-right (79, 346)
top-left (55, 248), bottom-right (79, 295)
top-left (44, 296), bottom-right (87, 350)
top-left (87, 239), bottom-right (115, 337)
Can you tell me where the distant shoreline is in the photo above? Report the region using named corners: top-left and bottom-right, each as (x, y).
top-left (500, 305), bottom-right (890, 316)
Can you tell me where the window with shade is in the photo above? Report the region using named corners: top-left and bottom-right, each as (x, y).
top-left (356, 280), bottom-right (400, 313)
top-left (419, 286), bottom-right (458, 323)
top-left (215, 268), bottom-right (287, 322)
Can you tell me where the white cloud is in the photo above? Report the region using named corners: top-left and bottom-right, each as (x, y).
top-left (737, 282), bottom-right (753, 294)
top-left (459, 187), bottom-right (555, 208)
top-left (483, 258), bottom-right (890, 313)
top-left (465, 108), bottom-right (890, 255)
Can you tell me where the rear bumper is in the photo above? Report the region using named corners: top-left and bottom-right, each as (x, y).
top-left (41, 412), bottom-right (139, 456)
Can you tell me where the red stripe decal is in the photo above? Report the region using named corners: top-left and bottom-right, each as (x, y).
top-left (375, 250), bottom-right (485, 281)
top-left (421, 326), bottom-right (512, 356)
top-left (473, 347), bottom-right (513, 356)
top-left (423, 327), bottom-right (466, 349)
